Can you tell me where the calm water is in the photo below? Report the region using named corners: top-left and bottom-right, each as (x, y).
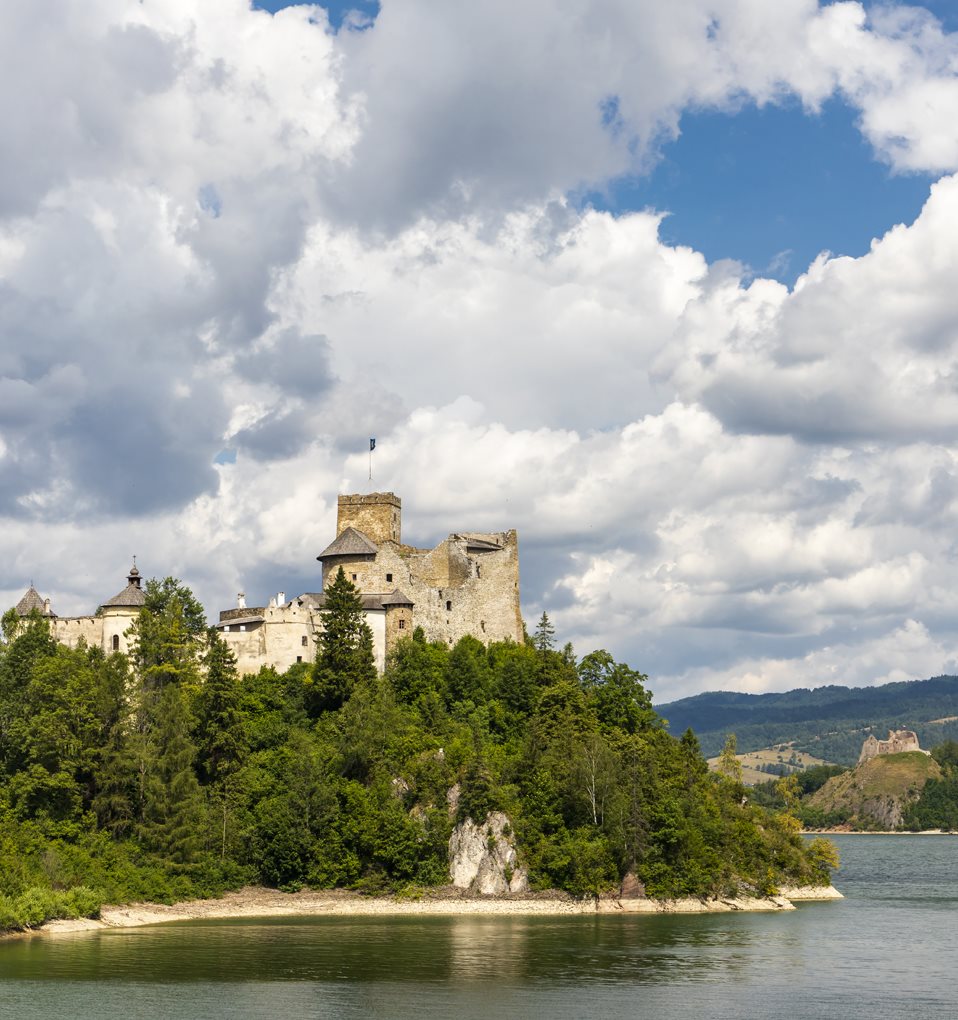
top-left (0, 835), bottom-right (956, 1019)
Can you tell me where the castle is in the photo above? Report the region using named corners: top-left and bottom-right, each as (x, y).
top-left (216, 492), bottom-right (522, 673)
top-left (13, 562), bottom-right (146, 657)
top-left (858, 729), bottom-right (928, 764)
top-left (12, 492), bottom-right (523, 675)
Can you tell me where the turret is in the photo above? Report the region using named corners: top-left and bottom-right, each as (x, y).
top-left (337, 492), bottom-right (401, 545)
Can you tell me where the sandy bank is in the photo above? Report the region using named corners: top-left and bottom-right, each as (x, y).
top-left (804, 828), bottom-right (957, 835)
top-left (34, 884), bottom-right (842, 935)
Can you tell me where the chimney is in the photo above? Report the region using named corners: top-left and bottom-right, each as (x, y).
top-left (43, 598), bottom-right (51, 615)
top-left (277, 591), bottom-right (286, 606)
top-left (237, 592), bottom-right (246, 610)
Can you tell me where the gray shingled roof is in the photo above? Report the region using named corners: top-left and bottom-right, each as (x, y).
top-left (306, 592), bottom-right (393, 612)
top-left (100, 582), bottom-right (147, 610)
top-left (380, 589), bottom-right (414, 607)
top-left (316, 526), bottom-right (379, 561)
top-left (15, 585), bottom-right (53, 617)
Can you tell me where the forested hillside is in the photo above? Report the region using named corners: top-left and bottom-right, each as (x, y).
top-left (657, 677), bottom-right (958, 764)
top-left (0, 573), bottom-right (834, 933)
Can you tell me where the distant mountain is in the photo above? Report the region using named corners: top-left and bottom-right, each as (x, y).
top-left (655, 675), bottom-right (958, 766)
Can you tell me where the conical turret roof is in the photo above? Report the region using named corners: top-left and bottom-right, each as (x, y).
top-left (15, 585), bottom-right (53, 617)
top-left (100, 561), bottom-right (147, 611)
top-left (317, 526), bottom-right (379, 561)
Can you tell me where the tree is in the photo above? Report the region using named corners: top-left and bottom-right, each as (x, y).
top-left (445, 635), bottom-right (491, 707)
top-left (196, 630), bottom-right (246, 786)
top-left (578, 650), bottom-right (657, 735)
top-left (138, 683), bottom-right (205, 864)
top-left (533, 612), bottom-right (556, 654)
top-left (130, 578), bottom-right (206, 692)
top-left (716, 733), bottom-right (744, 787)
top-left (310, 568), bottom-right (376, 715)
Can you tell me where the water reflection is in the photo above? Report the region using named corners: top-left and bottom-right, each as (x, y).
top-left (0, 837), bottom-right (955, 1019)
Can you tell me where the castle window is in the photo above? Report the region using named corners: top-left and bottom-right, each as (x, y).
top-left (223, 625), bottom-right (230, 633)
top-left (476, 564), bottom-right (481, 578)
top-left (386, 573), bottom-right (392, 583)
top-left (112, 634), bottom-right (119, 652)
top-left (352, 573), bottom-right (358, 581)
top-left (446, 600), bottom-right (452, 612)
top-left (239, 624), bottom-right (246, 632)
top-left (301, 635), bottom-right (308, 647)
top-left (296, 656), bottom-right (303, 663)
top-left (399, 619), bottom-right (406, 630)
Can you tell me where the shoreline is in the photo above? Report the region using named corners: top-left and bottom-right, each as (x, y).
top-left (31, 884), bottom-right (843, 936)
top-left (803, 829), bottom-right (957, 835)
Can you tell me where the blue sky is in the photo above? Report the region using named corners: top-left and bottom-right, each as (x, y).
top-left (254, 1), bottom-right (936, 283)
top-left (6, 0), bottom-right (958, 698)
top-left (590, 99), bottom-right (935, 282)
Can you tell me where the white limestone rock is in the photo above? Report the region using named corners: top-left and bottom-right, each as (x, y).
top-left (448, 811), bottom-right (529, 895)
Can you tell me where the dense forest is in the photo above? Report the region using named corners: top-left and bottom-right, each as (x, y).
top-left (658, 678), bottom-right (958, 764)
top-left (0, 570), bottom-right (835, 933)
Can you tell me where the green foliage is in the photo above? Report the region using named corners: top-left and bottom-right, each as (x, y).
top-left (131, 577), bottom-right (205, 692)
top-left (0, 577), bottom-right (833, 911)
top-left (533, 612), bottom-right (556, 654)
top-left (311, 568), bottom-right (376, 714)
top-left (902, 741), bottom-right (958, 830)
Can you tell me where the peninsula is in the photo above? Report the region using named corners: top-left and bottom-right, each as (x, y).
top-left (1, 490), bottom-right (838, 935)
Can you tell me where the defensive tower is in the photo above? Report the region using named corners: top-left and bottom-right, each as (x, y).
top-left (336, 492), bottom-right (401, 545)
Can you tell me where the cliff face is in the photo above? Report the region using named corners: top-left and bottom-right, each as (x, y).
top-left (448, 812), bottom-right (529, 895)
top-left (808, 751), bottom-right (941, 829)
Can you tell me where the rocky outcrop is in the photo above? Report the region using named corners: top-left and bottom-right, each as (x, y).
top-left (448, 811), bottom-right (529, 895)
top-left (619, 872), bottom-right (646, 899)
top-left (808, 751), bottom-right (940, 829)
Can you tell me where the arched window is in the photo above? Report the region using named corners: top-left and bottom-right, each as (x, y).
top-left (112, 634), bottom-right (120, 652)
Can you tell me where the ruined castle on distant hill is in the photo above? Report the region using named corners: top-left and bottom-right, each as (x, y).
top-left (858, 728), bottom-right (928, 764)
top-left (11, 492), bottom-right (523, 675)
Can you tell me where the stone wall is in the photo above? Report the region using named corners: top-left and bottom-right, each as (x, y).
top-left (53, 608), bottom-right (139, 656)
top-left (858, 728), bottom-right (925, 764)
top-left (219, 596), bottom-right (388, 675)
top-left (321, 530), bottom-right (522, 650)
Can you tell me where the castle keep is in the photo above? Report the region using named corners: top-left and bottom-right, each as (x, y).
top-left (216, 492), bottom-right (522, 674)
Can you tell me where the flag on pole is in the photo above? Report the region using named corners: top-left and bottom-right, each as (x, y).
top-left (369, 438), bottom-right (376, 451)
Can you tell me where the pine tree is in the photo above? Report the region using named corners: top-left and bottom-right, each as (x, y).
top-left (196, 630), bottom-right (246, 786)
top-left (310, 567), bottom-right (376, 714)
top-left (533, 612), bottom-right (556, 654)
top-left (139, 683), bottom-right (205, 863)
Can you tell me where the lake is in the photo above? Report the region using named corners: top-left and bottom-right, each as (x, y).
top-left (0, 835), bottom-right (955, 1019)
